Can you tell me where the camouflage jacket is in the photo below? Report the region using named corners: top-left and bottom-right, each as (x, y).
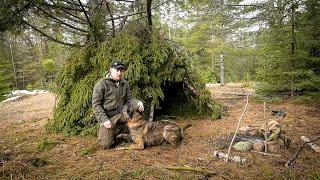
top-left (92, 75), bottom-right (139, 125)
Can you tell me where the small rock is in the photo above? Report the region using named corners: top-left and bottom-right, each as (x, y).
top-left (267, 140), bottom-right (280, 153)
top-left (233, 141), bottom-right (253, 152)
top-left (252, 142), bottom-right (264, 152)
top-left (249, 129), bottom-right (259, 136)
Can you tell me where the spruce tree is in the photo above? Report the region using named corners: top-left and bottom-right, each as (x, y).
top-left (256, 0), bottom-right (320, 97)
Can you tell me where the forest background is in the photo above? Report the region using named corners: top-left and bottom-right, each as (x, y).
top-left (1, 0), bottom-right (319, 113)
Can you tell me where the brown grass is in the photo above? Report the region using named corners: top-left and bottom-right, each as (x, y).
top-left (1, 90), bottom-right (320, 179)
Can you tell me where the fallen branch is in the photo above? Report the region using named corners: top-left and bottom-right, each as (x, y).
top-left (263, 102), bottom-right (268, 153)
top-left (251, 150), bottom-right (281, 157)
top-left (215, 97), bottom-right (244, 100)
top-left (160, 165), bottom-right (216, 175)
top-left (286, 135), bottom-right (320, 167)
top-left (226, 93), bottom-right (250, 162)
top-left (14, 142), bottom-right (27, 148)
top-left (221, 93), bottom-right (248, 96)
top-left (301, 136), bottom-right (320, 153)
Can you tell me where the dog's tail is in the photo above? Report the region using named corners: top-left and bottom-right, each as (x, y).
top-left (181, 124), bottom-right (192, 137)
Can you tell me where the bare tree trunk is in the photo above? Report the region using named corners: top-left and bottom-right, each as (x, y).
top-left (9, 37), bottom-right (17, 88)
top-left (219, 53), bottom-right (225, 86)
top-left (146, 0), bottom-right (152, 32)
top-left (22, 70), bottom-right (25, 89)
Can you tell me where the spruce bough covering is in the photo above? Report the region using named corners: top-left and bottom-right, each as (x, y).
top-left (46, 27), bottom-right (221, 136)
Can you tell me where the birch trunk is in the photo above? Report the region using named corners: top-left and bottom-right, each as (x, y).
top-left (301, 136), bottom-right (320, 153)
top-left (148, 103), bottom-right (154, 122)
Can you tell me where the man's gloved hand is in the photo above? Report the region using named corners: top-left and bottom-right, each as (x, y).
top-left (102, 120), bottom-right (112, 128)
top-left (137, 101), bottom-right (144, 112)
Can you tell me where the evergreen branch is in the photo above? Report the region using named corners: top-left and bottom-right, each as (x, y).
top-left (123, 15), bottom-right (147, 25)
top-left (117, 14), bottom-right (129, 31)
top-left (97, 0), bottom-right (104, 13)
top-left (33, 3), bottom-right (89, 33)
top-left (227, 4), bottom-right (262, 8)
top-left (47, 0), bottom-right (87, 22)
top-left (38, 0), bottom-right (84, 12)
top-left (114, 0), bottom-right (135, 2)
top-left (62, 0), bottom-right (90, 9)
top-left (54, 10), bottom-right (88, 25)
top-left (105, 0), bottom-right (116, 37)
top-left (1, 1), bottom-right (33, 29)
top-left (39, 16), bottom-right (87, 36)
top-left (38, 15), bottom-right (87, 35)
top-left (78, 0), bottom-right (93, 31)
top-left (233, 17), bottom-right (261, 20)
top-left (153, 0), bottom-right (170, 9)
top-left (23, 20), bottom-right (82, 47)
top-left (53, 23), bottom-right (88, 36)
top-left (105, 0), bottom-right (168, 22)
top-left (106, 11), bottom-right (147, 22)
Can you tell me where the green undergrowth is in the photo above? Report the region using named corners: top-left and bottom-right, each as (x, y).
top-left (45, 24), bottom-right (222, 136)
top-left (36, 138), bottom-right (57, 152)
top-left (251, 94), bottom-right (284, 104)
top-left (251, 91), bottom-right (320, 106)
top-left (292, 92), bottom-right (320, 105)
top-left (81, 143), bottom-right (98, 156)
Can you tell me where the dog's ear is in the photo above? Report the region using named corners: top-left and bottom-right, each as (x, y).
top-left (132, 110), bottom-right (143, 120)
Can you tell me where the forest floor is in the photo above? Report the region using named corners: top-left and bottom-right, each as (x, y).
top-left (1, 85), bottom-right (320, 179)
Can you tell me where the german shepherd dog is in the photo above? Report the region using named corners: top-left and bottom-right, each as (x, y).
top-left (116, 106), bottom-right (191, 150)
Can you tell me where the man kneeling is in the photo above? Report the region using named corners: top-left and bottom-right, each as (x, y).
top-left (92, 61), bottom-right (144, 149)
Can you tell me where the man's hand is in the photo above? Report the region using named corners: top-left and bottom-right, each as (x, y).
top-left (137, 101), bottom-right (144, 112)
top-left (102, 120), bottom-right (112, 128)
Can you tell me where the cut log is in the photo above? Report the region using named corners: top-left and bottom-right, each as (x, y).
top-left (213, 151), bottom-right (246, 163)
top-left (301, 136), bottom-right (320, 153)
